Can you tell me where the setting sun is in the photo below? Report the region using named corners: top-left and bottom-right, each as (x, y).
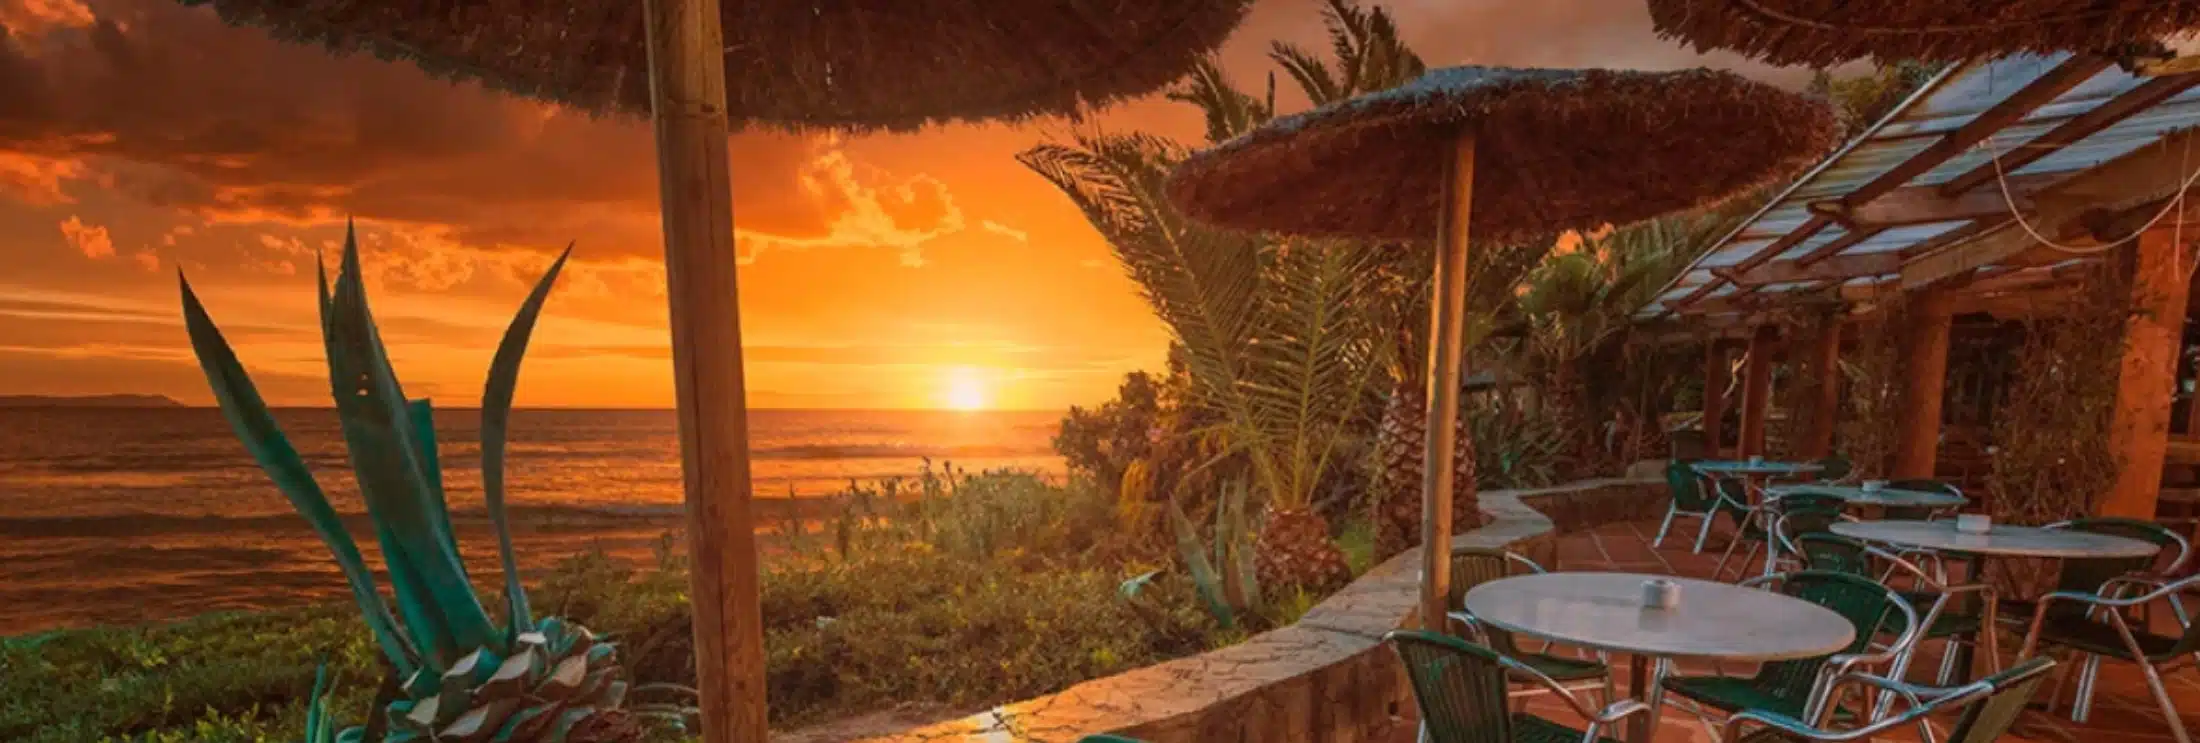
top-left (943, 366), bottom-right (990, 411)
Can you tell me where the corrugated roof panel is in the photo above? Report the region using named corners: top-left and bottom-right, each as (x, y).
top-left (1699, 242), bottom-right (1767, 267)
top-left (1759, 281), bottom-right (1818, 293)
top-left (1775, 226), bottom-right (1850, 260)
top-left (1641, 51), bottom-right (2200, 324)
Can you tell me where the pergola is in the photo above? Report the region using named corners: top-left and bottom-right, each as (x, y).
top-left (1638, 50), bottom-right (2200, 520)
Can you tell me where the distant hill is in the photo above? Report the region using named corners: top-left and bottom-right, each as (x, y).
top-left (0, 394), bottom-right (188, 408)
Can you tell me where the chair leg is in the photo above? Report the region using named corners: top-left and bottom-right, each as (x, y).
top-left (1935, 638), bottom-right (1960, 685)
top-left (2140, 660), bottom-right (2195, 743)
top-left (2073, 653), bottom-right (2102, 723)
top-left (1693, 509), bottom-right (1718, 554)
top-left (1654, 503), bottom-right (1679, 548)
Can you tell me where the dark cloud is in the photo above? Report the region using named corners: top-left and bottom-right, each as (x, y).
top-left (0, 0), bottom-right (879, 259)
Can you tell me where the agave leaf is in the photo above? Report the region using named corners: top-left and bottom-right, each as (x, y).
top-left (481, 244), bottom-right (570, 641)
top-left (1118, 570), bottom-right (1160, 600)
top-left (409, 399), bottom-right (460, 559)
top-left (304, 662), bottom-right (330, 742)
top-left (1164, 494), bottom-right (1232, 629)
top-left (327, 228), bottom-right (496, 668)
top-left (1224, 480), bottom-right (1260, 608)
top-left (179, 274), bottom-right (420, 676)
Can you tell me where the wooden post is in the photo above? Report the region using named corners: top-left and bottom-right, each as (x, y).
top-left (1804, 317), bottom-right (1844, 458)
top-left (641, 0), bottom-right (767, 740)
top-left (1419, 130), bottom-right (1475, 632)
top-left (1892, 287), bottom-right (1955, 480)
top-left (1703, 341), bottom-right (1729, 458)
top-left (2103, 227), bottom-right (2194, 519)
top-left (1739, 324), bottom-right (1778, 458)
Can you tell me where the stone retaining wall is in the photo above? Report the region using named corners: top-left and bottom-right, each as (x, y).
top-left (848, 476), bottom-right (1668, 743)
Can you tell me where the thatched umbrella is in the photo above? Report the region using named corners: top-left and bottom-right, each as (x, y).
top-left (1165, 66), bottom-right (1835, 683)
top-left (1644, 0), bottom-right (2200, 67)
top-left (175, 1), bottom-right (1252, 741)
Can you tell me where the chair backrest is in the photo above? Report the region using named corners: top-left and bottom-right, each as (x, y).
top-left (1885, 479), bottom-right (1961, 498)
top-left (2046, 518), bottom-right (2188, 609)
top-left (1386, 630), bottom-right (1515, 743)
top-left (1447, 549), bottom-right (1542, 655)
top-left (1752, 571), bottom-right (1903, 709)
top-left (1946, 658), bottom-right (2056, 743)
top-left (1792, 533), bottom-right (1875, 577)
top-left (1076, 736), bottom-right (1145, 743)
top-left (1668, 460), bottom-right (1718, 511)
top-left (1771, 504), bottom-right (1846, 548)
top-left (1815, 456), bottom-right (1852, 482)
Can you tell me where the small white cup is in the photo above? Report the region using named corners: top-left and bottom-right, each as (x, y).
top-left (1748, 455), bottom-right (1765, 466)
top-left (1861, 480), bottom-right (1887, 493)
top-left (1643, 578), bottom-right (1681, 610)
top-left (1956, 513), bottom-right (1992, 534)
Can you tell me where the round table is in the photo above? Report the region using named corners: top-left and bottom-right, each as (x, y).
top-left (1695, 461), bottom-right (1827, 578)
top-left (1830, 520), bottom-right (2160, 684)
top-left (1768, 483), bottom-right (1966, 510)
top-left (1830, 520), bottom-right (2160, 560)
top-left (1464, 571), bottom-right (1856, 743)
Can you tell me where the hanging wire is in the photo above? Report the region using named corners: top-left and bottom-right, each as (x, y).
top-left (1980, 129), bottom-right (2200, 258)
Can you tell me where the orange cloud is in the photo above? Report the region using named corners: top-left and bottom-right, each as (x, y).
top-left (57, 214), bottom-right (110, 258)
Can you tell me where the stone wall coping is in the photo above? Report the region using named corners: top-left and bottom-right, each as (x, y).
top-left (834, 476), bottom-right (1664, 743)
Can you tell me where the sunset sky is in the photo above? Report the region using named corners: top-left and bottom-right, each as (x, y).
top-left (0, 0), bottom-right (1799, 410)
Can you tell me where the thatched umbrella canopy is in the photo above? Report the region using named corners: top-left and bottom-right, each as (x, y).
top-left (1167, 66), bottom-right (1837, 243)
top-left (178, 0), bottom-right (1252, 132)
top-left (1164, 65), bottom-right (1835, 653)
top-left (1644, 0), bottom-right (2200, 67)
top-left (175, 2), bottom-right (1252, 742)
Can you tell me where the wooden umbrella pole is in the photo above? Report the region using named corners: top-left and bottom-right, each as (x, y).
top-left (1419, 129), bottom-right (1476, 630)
top-left (641, 0), bottom-right (768, 740)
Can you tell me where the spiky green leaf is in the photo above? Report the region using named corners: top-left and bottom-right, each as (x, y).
top-left (481, 244), bottom-right (571, 641)
top-left (179, 273), bottom-right (420, 675)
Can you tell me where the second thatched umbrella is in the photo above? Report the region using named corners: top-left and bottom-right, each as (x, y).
top-left (1164, 66), bottom-right (1834, 702)
top-left (173, 1), bottom-right (1254, 741)
top-left (1644, 0), bottom-right (2200, 67)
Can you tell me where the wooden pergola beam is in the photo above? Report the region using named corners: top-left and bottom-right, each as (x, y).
top-left (1810, 175), bottom-right (2055, 228)
top-left (1939, 73), bottom-right (2200, 197)
top-left (1671, 55), bottom-right (2109, 313)
top-left (1721, 252), bottom-right (1905, 285)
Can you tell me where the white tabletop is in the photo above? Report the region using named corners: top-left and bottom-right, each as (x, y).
top-left (1461, 572), bottom-right (1856, 662)
top-left (1768, 484), bottom-right (1966, 509)
top-left (1832, 520), bottom-right (2161, 559)
top-left (1693, 460), bottom-right (1824, 476)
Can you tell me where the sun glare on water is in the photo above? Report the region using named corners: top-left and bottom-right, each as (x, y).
top-left (944, 366), bottom-right (989, 411)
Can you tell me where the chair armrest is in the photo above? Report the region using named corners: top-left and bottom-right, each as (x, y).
top-left (1587, 699), bottom-right (1652, 726)
top-left (2037, 574), bottom-right (2200, 611)
top-left (1492, 652), bottom-right (1608, 722)
top-left (1445, 611), bottom-right (1490, 644)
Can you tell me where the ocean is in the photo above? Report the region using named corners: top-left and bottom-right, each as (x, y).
top-left (0, 407), bottom-right (1065, 634)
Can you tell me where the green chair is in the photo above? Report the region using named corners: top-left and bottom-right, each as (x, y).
top-left (1076, 737), bottom-right (1144, 743)
top-left (1720, 657), bottom-right (2056, 743)
top-left (1661, 571), bottom-right (1920, 734)
top-left (1387, 630), bottom-right (1651, 743)
top-left (1448, 549), bottom-right (1612, 704)
top-left (1722, 493), bottom-right (1847, 581)
top-left (1657, 460), bottom-right (1744, 553)
top-left (1788, 533), bottom-right (2000, 711)
top-left (1814, 456), bottom-right (1853, 483)
top-left (2019, 571), bottom-right (2200, 740)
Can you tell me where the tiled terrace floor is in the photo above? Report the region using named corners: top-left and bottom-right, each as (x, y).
top-left (1389, 520), bottom-right (2200, 742)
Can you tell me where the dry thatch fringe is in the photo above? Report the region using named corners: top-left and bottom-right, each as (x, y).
top-left (173, 0), bottom-right (1253, 134)
top-left (1164, 66), bottom-right (1839, 243)
top-left (1646, 0), bottom-right (2200, 67)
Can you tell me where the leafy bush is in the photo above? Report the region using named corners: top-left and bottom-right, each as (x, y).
top-left (2, 471), bottom-right (1239, 740)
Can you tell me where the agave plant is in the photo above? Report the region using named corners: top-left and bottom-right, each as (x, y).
top-left (180, 226), bottom-right (640, 743)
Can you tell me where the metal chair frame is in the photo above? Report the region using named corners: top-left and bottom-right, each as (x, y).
top-left (1718, 658), bottom-right (2056, 743)
top-left (1389, 630), bottom-right (1654, 743)
top-left (1658, 461), bottom-right (1744, 554)
top-left (2018, 572), bottom-right (2200, 743)
top-left (1447, 550), bottom-right (1616, 709)
top-left (1657, 571), bottom-right (1923, 742)
top-left (2035, 517), bottom-right (2196, 724)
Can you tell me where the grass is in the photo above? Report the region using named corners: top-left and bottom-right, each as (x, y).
top-left (1, 467), bottom-right (1262, 742)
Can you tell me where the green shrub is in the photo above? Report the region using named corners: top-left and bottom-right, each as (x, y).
top-left (3, 471), bottom-right (1245, 740)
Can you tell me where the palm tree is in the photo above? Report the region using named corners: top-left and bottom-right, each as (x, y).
top-left (1019, 0), bottom-right (1427, 590)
